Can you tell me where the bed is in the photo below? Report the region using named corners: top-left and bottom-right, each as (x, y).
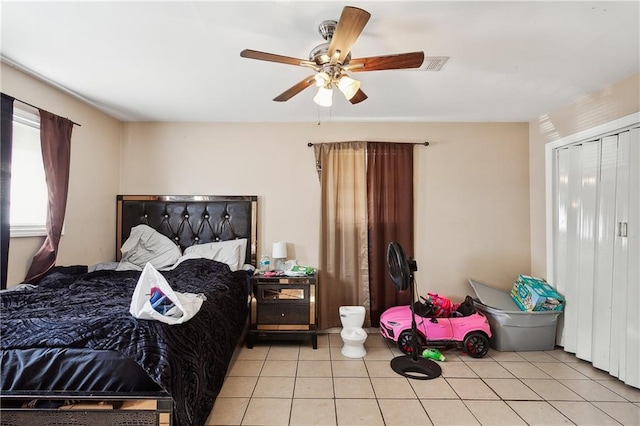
top-left (1, 195), bottom-right (258, 426)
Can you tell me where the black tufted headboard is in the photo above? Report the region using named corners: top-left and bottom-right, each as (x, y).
top-left (116, 195), bottom-right (258, 266)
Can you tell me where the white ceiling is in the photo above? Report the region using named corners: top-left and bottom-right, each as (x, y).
top-left (1, 1), bottom-right (638, 123)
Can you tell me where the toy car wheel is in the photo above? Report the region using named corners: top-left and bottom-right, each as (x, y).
top-left (463, 332), bottom-right (490, 358)
top-left (397, 330), bottom-right (423, 355)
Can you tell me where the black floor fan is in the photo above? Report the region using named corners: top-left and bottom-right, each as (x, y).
top-left (387, 242), bottom-right (442, 380)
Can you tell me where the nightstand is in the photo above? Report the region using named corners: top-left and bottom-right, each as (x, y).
top-left (246, 273), bottom-right (317, 349)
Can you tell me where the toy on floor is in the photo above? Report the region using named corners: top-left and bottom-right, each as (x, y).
top-left (421, 348), bottom-right (446, 362)
top-left (380, 295), bottom-right (492, 358)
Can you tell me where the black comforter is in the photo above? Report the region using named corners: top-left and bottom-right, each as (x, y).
top-left (0, 259), bottom-right (249, 426)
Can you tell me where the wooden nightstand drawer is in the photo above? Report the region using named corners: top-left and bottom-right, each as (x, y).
top-left (257, 302), bottom-right (309, 324)
top-left (258, 285), bottom-right (307, 303)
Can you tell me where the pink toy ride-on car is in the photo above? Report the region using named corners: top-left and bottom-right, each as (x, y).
top-left (380, 296), bottom-right (492, 358)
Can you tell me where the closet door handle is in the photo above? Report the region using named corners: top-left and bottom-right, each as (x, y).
top-left (617, 222), bottom-right (622, 237)
top-left (622, 222), bottom-right (628, 238)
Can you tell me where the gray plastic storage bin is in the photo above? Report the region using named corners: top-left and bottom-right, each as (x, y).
top-left (468, 279), bottom-right (561, 351)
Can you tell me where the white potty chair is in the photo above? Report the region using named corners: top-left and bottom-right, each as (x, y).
top-left (339, 306), bottom-right (368, 358)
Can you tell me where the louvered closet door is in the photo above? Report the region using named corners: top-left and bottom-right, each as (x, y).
top-left (625, 128), bottom-right (639, 388)
top-left (610, 131), bottom-right (629, 379)
top-left (575, 142), bottom-right (599, 360)
top-left (553, 127), bottom-right (639, 387)
top-left (612, 128), bottom-right (640, 388)
top-left (591, 135), bottom-right (618, 371)
top-left (555, 142), bottom-right (599, 355)
top-left (554, 147), bottom-right (570, 348)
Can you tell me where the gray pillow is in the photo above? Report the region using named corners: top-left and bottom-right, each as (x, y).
top-left (117, 224), bottom-right (182, 271)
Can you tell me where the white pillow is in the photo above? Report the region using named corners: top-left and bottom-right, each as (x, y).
top-left (117, 224), bottom-right (182, 271)
top-left (183, 238), bottom-right (247, 271)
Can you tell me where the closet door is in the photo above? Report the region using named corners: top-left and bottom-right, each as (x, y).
top-left (551, 121), bottom-right (639, 387)
top-left (555, 142), bottom-right (599, 356)
top-left (613, 128), bottom-right (639, 388)
top-left (553, 148), bottom-right (570, 347)
top-left (625, 128), bottom-right (639, 388)
top-left (574, 141), bottom-right (599, 360)
top-left (591, 135), bottom-right (618, 371)
top-left (610, 131), bottom-right (629, 378)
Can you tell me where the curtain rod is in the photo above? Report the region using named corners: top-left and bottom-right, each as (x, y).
top-left (8, 94), bottom-right (82, 127)
top-left (307, 141), bottom-right (429, 147)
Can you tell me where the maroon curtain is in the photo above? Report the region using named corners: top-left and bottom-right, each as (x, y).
top-left (1, 93), bottom-right (15, 289)
top-left (24, 111), bottom-right (73, 283)
top-left (367, 142), bottom-right (414, 326)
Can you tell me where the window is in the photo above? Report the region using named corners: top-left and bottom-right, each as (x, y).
top-left (10, 106), bottom-right (48, 237)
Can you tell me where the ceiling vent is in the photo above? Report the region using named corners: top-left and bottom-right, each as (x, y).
top-left (421, 56), bottom-right (449, 71)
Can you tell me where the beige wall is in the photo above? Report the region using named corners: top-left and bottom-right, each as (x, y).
top-left (2, 63), bottom-right (532, 300)
top-left (122, 121), bottom-right (531, 299)
top-left (2, 63), bottom-right (123, 286)
top-left (4, 61), bottom-right (636, 315)
top-left (529, 73), bottom-right (640, 279)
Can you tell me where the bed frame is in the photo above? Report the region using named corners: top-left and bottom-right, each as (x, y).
top-left (1, 392), bottom-right (174, 426)
top-left (1, 195), bottom-right (258, 426)
top-left (116, 194), bottom-right (258, 265)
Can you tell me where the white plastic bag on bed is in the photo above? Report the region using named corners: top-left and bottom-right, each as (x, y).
top-left (130, 263), bottom-right (206, 325)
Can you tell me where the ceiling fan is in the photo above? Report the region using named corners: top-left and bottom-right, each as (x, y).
top-left (240, 6), bottom-right (425, 107)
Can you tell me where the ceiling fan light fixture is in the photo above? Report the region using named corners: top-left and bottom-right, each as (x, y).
top-left (240, 6), bottom-right (428, 105)
top-left (314, 72), bottom-right (331, 87)
top-left (337, 74), bottom-right (361, 100)
top-left (313, 86), bottom-right (333, 107)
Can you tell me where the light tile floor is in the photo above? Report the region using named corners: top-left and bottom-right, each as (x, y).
top-left (206, 333), bottom-right (640, 425)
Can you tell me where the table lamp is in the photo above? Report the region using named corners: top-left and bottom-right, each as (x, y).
top-left (272, 241), bottom-right (288, 271)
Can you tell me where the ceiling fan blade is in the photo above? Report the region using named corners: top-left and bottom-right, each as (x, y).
top-left (348, 52), bottom-right (425, 72)
top-left (328, 6), bottom-right (371, 64)
top-left (349, 89), bottom-right (368, 104)
top-left (240, 49), bottom-right (309, 67)
top-left (273, 75), bottom-right (316, 102)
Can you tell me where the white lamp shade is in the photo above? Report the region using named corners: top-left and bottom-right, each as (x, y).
top-left (314, 72), bottom-right (330, 87)
top-left (313, 86), bottom-right (333, 107)
top-left (337, 75), bottom-right (361, 100)
top-left (272, 242), bottom-right (288, 259)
